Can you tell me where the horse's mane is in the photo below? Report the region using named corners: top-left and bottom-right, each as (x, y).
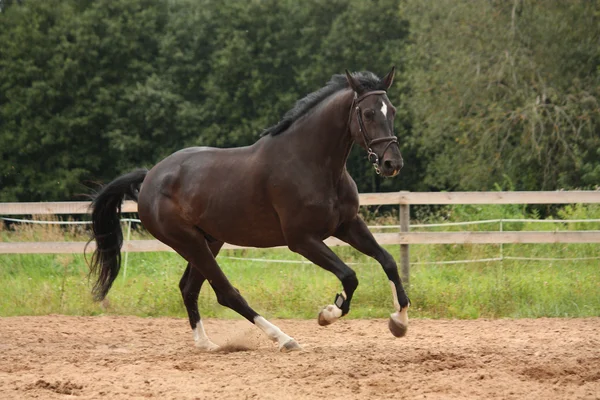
top-left (261, 71), bottom-right (386, 137)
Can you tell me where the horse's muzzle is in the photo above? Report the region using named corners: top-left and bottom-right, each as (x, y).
top-left (381, 158), bottom-right (403, 177)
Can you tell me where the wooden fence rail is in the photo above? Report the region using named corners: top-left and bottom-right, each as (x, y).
top-left (2, 191), bottom-right (600, 284)
top-left (2, 191), bottom-right (600, 215)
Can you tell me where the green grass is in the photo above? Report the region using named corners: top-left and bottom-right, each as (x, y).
top-left (0, 245), bottom-right (598, 319)
top-left (1, 203), bottom-right (599, 319)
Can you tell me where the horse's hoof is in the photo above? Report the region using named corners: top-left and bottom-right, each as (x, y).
top-left (280, 339), bottom-right (302, 353)
top-left (195, 341), bottom-right (220, 351)
top-left (318, 305), bottom-right (341, 326)
top-left (388, 316), bottom-right (408, 337)
top-left (318, 310), bottom-right (333, 326)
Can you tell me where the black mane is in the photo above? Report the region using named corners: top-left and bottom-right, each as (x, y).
top-left (261, 71), bottom-right (386, 136)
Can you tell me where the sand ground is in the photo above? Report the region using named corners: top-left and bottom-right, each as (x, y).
top-left (0, 316), bottom-right (599, 399)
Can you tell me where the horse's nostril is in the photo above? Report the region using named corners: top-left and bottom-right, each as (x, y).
top-left (384, 160), bottom-right (393, 169)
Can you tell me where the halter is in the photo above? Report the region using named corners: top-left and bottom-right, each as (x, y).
top-left (349, 90), bottom-right (399, 175)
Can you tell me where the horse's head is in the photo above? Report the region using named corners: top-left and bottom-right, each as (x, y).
top-left (345, 67), bottom-right (403, 177)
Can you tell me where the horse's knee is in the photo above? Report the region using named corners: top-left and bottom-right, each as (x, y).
top-left (380, 251), bottom-right (397, 270)
top-left (381, 255), bottom-right (402, 282)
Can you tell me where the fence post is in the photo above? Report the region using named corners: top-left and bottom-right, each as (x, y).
top-left (122, 219), bottom-right (132, 282)
top-left (499, 218), bottom-right (504, 263)
top-left (399, 192), bottom-right (410, 288)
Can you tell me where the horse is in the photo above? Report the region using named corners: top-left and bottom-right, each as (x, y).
top-left (88, 67), bottom-right (410, 352)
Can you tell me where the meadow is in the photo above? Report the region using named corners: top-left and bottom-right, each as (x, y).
top-left (1, 203), bottom-right (599, 319)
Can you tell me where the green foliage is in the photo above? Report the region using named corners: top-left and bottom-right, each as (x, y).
top-left (1, 244), bottom-right (598, 319)
top-left (403, 0), bottom-right (600, 191)
top-left (0, 0), bottom-right (409, 201)
top-left (0, 0), bottom-right (170, 200)
top-left (0, 0), bottom-right (598, 199)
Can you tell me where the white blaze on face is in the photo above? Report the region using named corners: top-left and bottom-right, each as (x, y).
top-left (381, 101), bottom-right (388, 117)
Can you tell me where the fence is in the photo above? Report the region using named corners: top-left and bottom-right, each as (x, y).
top-left (1, 191), bottom-right (600, 284)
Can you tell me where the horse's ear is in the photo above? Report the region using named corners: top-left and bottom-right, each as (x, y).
top-left (382, 66), bottom-right (396, 90)
top-left (345, 69), bottom-right (361, 93)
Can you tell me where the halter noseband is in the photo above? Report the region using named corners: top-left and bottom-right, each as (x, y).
top-left (350, 90), bottom-right (399, 175)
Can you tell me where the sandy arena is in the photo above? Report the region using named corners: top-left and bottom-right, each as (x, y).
top-left (0, 316), bottom-right (598, 399)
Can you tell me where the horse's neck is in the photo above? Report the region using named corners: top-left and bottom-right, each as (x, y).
top-left (292, 90), bottom-right (355, 181)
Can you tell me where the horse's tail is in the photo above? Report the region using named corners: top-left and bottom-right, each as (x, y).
top-left (87, 169), bottom-right (148, 301)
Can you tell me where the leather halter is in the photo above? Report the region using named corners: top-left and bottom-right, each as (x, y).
top-left (349, 90), bottom-right (399, 175)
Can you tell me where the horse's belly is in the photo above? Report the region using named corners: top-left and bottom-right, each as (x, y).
top-left (223, 232), bottom-right (287, 248)
top-left (195, 205), bottom-right (287, 248)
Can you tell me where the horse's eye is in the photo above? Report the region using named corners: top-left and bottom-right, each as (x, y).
top-left (364, 109), bottom-right (375, 120)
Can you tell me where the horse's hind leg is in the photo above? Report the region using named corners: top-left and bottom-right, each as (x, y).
top-left (200, 247), bottom-right (301, 352)
top-left (179, 241), bottom-right (222, 350)
top-left (179, 263), bottom-right (216, 350)
top-left (163, 220), bottom-right (300, 352)
top-left (179, 242), bottom-right (223, 351)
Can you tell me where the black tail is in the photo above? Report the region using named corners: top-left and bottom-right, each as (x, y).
top-left (87, 169), bottom-right (148, 301)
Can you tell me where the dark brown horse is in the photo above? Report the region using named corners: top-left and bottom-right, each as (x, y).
top-left (88, 68), bottom-right (410, 352)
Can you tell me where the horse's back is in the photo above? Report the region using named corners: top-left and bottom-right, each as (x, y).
top-left (138, 143), bottom-right (287, 247)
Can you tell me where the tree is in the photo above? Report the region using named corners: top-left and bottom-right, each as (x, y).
top-left (0, 0), bottom-right (169, 201)
top-left (403, 0), bottom-right (600, 191)
top-left (0, 0), bottom-right (411, 200)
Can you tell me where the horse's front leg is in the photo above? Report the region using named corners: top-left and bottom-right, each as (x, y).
top-left (286, 236), bottom-right (359, 326)
top-left (334, 216), bottom-right (410, 337)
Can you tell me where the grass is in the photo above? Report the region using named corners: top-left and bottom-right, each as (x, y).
top-left (0, 203), bottom-right (599, 319)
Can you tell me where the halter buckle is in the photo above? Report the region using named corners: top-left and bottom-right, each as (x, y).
top-left (367, 149), bottom-right (378, 164)
top-left (367, 149), bottom-right (381, 174)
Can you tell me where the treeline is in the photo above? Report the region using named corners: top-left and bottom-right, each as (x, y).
top-left (0, 0), bottom-right (598, 201)
top-left (404, 1), bottom-right (600, 192)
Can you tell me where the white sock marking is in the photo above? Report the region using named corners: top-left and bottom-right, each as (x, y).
top-left (381, 102), bottom-right (388, 117)
top-left (321, 304), bottom-right (342, 322)
top-left (389, 281), bottom-right (409, 325)
top-left (389, 281), bottom-right (400, 310)
top-left (391, 308), bottom-right (409, 326)
top-left (321, 290), bottom-right (346, 323)
top-left (254, 316), bottom-right (296, 350)
top-left (192, 320), bottom-right (219, 351)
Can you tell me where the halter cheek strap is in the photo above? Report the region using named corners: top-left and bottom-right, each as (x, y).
top-left (350, 90), bottom-right (399, 175)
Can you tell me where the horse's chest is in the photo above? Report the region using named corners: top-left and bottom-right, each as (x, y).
top-left (335, 197), bottom-right (359, 222)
